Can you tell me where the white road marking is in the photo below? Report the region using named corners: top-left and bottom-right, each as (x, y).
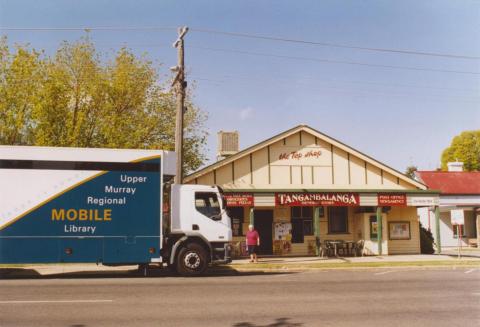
top-left (465, 269), bottom-right (477, 274)
top-left (0, 300), bottom-right (113, 304)
top-left (374, 270), bottom-right (398, 275)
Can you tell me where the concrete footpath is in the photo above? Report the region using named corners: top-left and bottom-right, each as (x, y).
top-left (234, 247), bottom-right (480, 264)
top-left (234, 252), bottom-right (480, 264)
top-left (1, 251), bottom-right (480, 278)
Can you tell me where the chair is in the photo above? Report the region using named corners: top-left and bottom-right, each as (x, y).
top-left (353, 240), bottom-right (365, 257)
top-left (335, 240), bottom-right (346, 256)
top-left (344, 241), bottom-right (354, 256)
top-left (318, 242), bottom-right (327, 258)
top-left (324, 241), bottom-right (334, 257)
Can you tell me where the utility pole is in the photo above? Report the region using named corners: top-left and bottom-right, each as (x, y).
top-left (172, 26), bottom-right (189, 184)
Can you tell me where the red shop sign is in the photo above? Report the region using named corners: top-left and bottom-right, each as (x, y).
top-left (224, 193), bottom-right (254, 207)
top-left (276, 193), bottom-right (360, 207)
top-left (377, 193), bottom-right (407, 206)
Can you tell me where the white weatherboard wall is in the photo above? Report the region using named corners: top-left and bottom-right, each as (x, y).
top-left (418, 207), bottom-right (477, 248)
top-left (186, 126), bottom-right (427, 192)
top-left (0, 146), bottom-right (175, 229)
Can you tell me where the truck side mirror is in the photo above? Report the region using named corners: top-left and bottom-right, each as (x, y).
top-left (210, 213), bottom-right (222, 221)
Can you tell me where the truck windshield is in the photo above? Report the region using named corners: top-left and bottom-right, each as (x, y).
top-left (195, 192), bottom-right (221, 220)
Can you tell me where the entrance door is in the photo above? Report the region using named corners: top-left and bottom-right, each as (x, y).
top-left (291, 219), bottom-right (304, 243)
top-left (254, 210), bottom-right (273, 255)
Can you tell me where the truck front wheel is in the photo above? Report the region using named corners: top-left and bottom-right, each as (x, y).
top-left (176, 243), bottom-right (208, 277)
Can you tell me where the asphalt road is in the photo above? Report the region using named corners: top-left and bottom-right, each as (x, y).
top-left (1, 267), bottom-right (479, 327)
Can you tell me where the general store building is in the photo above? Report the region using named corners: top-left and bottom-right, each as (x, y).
top-left (185, 125), bottom-right (440, 256)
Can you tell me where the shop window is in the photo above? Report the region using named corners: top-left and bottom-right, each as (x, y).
top-left (227, 207), bottom-right (244, 236)
top-left (303, 220), bottom-right (313, 235)
top-left (328, 207), bottom-right (349, 234)
top-left (291, 207), bottom-right (313, 243)
top-left (292, 206), bottom-right (302, 218)
top-left (453, 225), bottom-right (466, 238)
top-left (195, 192), bottom-right (221, 220)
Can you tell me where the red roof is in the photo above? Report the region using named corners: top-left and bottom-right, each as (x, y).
top-left (416, 171), bottom-right (480, 195)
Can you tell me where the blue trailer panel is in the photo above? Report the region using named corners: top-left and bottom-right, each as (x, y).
top-left (0, 149), bottom-right (165, 265)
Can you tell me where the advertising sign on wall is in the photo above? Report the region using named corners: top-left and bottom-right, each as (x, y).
top-left (274, 222), bottom-right (292, 241)
top-left (273, 223), bottom-right (292, 255)
top-left (388, 222), bottom-right (411, 240)
top-left (407, 196), bottom-right (439, 206)
top-left (369, 215), bottom-right (378, 240)
top-left (269, 146), bottom-right (331, 166)
top-left (224, 193), bottom-right (254, 207)
top-left (276, 193), bottom-right (360, 206)
top-left (451, 209), bottom-right (465, 225)
top-left (378, 193), bottom-right (407, 206)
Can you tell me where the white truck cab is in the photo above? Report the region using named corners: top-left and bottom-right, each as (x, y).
top-left (171, 184), bottom-right (232, 242)
top-left (165, 184), bottom-right (233, 275)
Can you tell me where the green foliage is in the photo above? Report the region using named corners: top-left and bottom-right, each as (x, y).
top-left (405, 165), bottom-right (418, 179)
top-left (441, 130), bottom-right (480, 171)
top-left (0, 37), bottom-right (43, 145)
top-left (0, 36), bottom-right (208, 173)
top-left (419, 223), bottom-right (435, 254)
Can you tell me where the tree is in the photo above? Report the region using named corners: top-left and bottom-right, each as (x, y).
top-left (441, 130), bottom-right (480, 171)
top-left (0, 37), bottom-right (43, 145)
top-left (419, 222), bottom-right (435, 254)
top-left (405, 165), bottom-right (418, 179)
top-left (0, 37), bottom-right (208, 173)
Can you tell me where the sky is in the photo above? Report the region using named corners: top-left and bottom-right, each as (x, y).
top-left (1, 0), bottom-right (479, 172)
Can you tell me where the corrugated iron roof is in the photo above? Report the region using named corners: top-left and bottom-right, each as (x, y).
top-left (415, 171), bottom-right (480, 195)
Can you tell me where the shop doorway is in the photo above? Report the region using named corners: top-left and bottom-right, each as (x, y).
top-left (254, 209), bottom-right (273, 255)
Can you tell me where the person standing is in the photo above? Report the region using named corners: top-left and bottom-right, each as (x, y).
top-left (246, 224), bottom-right (260, 263)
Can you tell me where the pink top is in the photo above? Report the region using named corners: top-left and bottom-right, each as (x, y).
top-left (246, 230), bottom-right (259, 246)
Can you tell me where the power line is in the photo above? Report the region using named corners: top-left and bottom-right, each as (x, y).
top-left (1, 25), bottom-right (478, 60)
top-left (3, 38), bottom-right (478, 76)
top-left (0, 26), bottom-right (176, 31)
top-left (192, 74), bottom-right (480, 99)
top-left (4, 70), bottom-right (478, 94)
top-left (190, 72), bottom-right (479, 93)
top-left (193, 76), bottom-right (480, 104)
top-left (4, 73), bottom-right (478, 95)
top-left (191, 28), bottom-right (480, 60)
top-left (189, 45), bottom-right (480, 75)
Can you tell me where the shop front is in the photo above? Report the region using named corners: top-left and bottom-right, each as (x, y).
top-left (185, 125), bottom-right (439, 257)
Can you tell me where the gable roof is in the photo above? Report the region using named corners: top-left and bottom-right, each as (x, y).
top-left (185, 125), bottom-right (427, 190)
top-left (416, 171), bottom-right (480, 195)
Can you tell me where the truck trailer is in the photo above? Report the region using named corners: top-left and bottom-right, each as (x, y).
top-left (0, 146), bottom-right (232, 276)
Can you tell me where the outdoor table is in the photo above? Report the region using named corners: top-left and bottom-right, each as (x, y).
top-left (327, 241), bottom-right (343, 257)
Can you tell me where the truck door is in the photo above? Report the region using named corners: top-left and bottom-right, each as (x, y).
top-left (192, 191), bottom-right (230, 242)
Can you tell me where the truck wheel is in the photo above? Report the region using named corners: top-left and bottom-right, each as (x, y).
top-left (176, 243), bottom-right (208, 277)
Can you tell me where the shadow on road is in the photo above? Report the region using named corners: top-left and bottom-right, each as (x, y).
top-left (0, 266), bottom-right (297, 280)
top-left (233, 317), bottom-right (304, 327)
top-left (0, 268), bottom-right (42, 279)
